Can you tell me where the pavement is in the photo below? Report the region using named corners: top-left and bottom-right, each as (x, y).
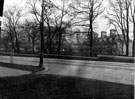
top-left (0, 55), bottom-right (134, 85)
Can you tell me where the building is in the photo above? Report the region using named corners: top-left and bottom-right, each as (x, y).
top-left (110, 29), bottom-right (117, 37)
top-left (101, 31), bottom-right (107, 38)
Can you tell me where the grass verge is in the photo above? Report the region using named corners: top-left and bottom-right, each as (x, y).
top-left (0, 74), bottom-right (133, 99)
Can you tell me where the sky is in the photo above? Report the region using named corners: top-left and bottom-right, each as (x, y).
top-left (4, 0), bottom-right (25, 7)
top-left (3, 0), bottom-right (133, 39)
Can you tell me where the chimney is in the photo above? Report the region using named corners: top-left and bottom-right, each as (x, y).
top-left (101, 31), bottom-right (107, 38)
top-left (110, 29), bottom-right (116, 37)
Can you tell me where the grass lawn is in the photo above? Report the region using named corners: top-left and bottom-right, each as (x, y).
top-left (0, 74), bottom-right (133, 99)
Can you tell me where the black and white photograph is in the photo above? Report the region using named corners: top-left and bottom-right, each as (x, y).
top-left (0, 0), bottom-right (134, 98)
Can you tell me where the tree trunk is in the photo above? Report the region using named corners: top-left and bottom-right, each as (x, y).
top-left (39, 0), bottom-right (44, 67)
top-left (126, 36), bottom-right (129, 56)
top-left (133, 22), bottom-right (135, 57)
top-left (89, 12), bottom-right (93, 56)
top-left (11, 38), bottom-right (15, 52)
top-left (28, 36), bottom-right (31, 53)
top-left (15, 32), bottom-right (20, 53)
top-left (126, 31), bottom-right (129, 56)
top-left (46, 33), bottom-right (52, 54)
top-left (49, 38), bottom-right (52, 54)
top-left (16, 40), bottom-right (20, 53)
top-left (10, 31), bottom-right (15, 52)
top-left (48, 29), bottom-right (52, 54)
top-left (32, 40), bottom-right (35, 54)
top-left (122, 43), bottom-right (124, 55)
top-left (90, 26), bottom-right (93, 57)
top-left (126, 5), bottom-right (129, 56)
top-left (39, 22), bottom-right (44, 67)
top-left (57, 32), bottom-right (62, 54)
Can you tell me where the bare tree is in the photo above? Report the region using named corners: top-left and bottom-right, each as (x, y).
top-left (51, 0), bottom-right (77, 54)
top-left (124, 0), bottom-right (131, 56)
top-left (69, 0), bottom-right (104, 56)
top-left (129, 0), bottom-right (135, 56)
top-left (105, 0), bottom-right (131, 56)
top-left (27, 0), bottom-right (57, 67)
top-left (23, 20), bottom-right (40, 54)
top-left (3, 5), bottom-right (23, 53)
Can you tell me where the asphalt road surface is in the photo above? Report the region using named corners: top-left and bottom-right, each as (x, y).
top-left (0, 55), bottom-right (134, 85)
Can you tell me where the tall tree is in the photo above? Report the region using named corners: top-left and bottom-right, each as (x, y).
top-left (52, 0), bottom-right (77, 54)
top-left (124, 0), bottom-right (130, 56)
top-left (3, 5), bottom-right (23, 53)
top-left (129, 0), bottom-right (135, 56)
top-left (69, 0), bottom-right (104, 56)
top-left (105, 0), bottom-right (131, 56)
top-left (27, 0), bottom-right (56, 67)
top-left (23, 20), bottom-right (40, 54)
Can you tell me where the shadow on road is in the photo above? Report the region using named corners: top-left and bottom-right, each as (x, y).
top-left (0, 62), bottom-right (45, 73)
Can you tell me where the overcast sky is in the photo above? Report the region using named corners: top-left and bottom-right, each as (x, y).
top-left (3, 0), bottom-right (133, 39)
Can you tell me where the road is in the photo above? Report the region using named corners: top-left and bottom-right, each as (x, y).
top-left (0, 55), bottom-right (134, 85)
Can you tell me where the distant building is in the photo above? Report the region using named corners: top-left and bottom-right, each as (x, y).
top-left (62, 30), bottom-right (99, 54)
top-left (110, 29), bottom-right (117, 37)
top-left (101, 31), bottom-right (107, 38)
top-left (93, 32), bottom-right (99, 39)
